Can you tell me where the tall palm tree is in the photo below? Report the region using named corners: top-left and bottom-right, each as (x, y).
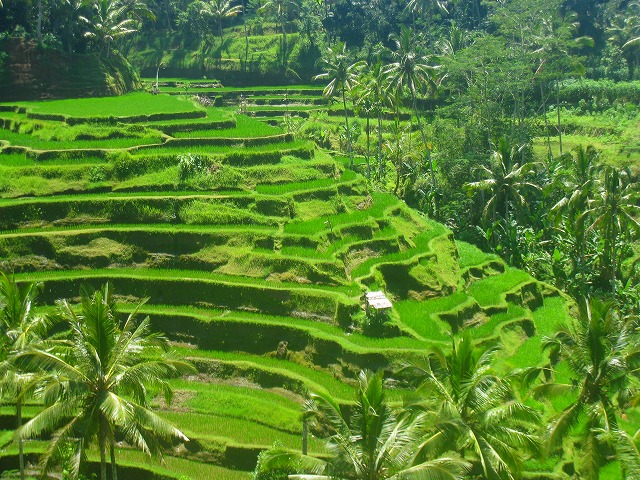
top-left (0, 273), bottom-right (51, 480)
top-left (314, 43), bottom-right (365, 169)
top-left (258, 0), bottom-right (298, 68)
top-left (358, 60), bottom-right (394, 180)
top-left (258, 370), bottom-right (470, 480)
top-left (80, 0), bottom-right (155, 57)
top-left (587, 166), bottom-right (640, 293)
top-left (385, 26), bottom-right (443, 209)
top-left (17, 283), bottom-right (194, 480)
top-left (464, 137), bottom-right (540, 226)
top-left (402, 333), bottom-right (540, 480)
top-left (200, 0), bottom-right (242, 42)
top-left (551, 145), bottom-right (601, 294)
top-left (536, 298), bottom-right (640, 479)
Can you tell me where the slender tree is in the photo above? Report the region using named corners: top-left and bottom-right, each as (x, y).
top-left (17, 283), bottom-right (194, 480)
top-left (402, 333), bottom-right (540, 480)
top-left (258, 370), bottom-right (471, 480)
top-left (314, 42), bottom-right (365, 169)
top-left (200, 0), bottom-right (242, 42)
top-left (0, 273), bottom-right (51, 480)
top-left (80, 0), bottom-right (154, 57)
top-left (385, 26), bottom-right (443, 213)
top-left (587, 166), bottom-right (640, 293)
top-left (464, 137), bottom-right (540, 226)
top-left (536, 298), bottom-right (640, 479)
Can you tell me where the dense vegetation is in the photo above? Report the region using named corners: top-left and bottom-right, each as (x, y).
top-left (0, 0), bottom-right (639, 479)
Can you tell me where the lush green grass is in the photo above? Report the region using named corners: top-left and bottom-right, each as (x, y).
top-left (284, 192), bottom-right (399, 235)
top-left (0, 129), bottom-right (164, 150)
top-left (173, 348), bottom-right (357, 400)
top-left (172, 115), bottom-right (282, 138)
top-left (395, 293), bottom-right (469, 341)
top-left (467, 268), bottom-right (533, 307)
top-left (132, 139), bottom-right (311, 156)
top-left (5, 92), bottom-right (201, 118)
top-left (159, 410), bottom-right (319, 451)
top-left (169, 380), bottom-right (302, 433)
top-left (456, 240), bottom-right (499, 269)
top-left (15, 267), bottom-right (359, 296)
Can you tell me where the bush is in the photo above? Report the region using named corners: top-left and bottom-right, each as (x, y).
top-left (178, 153), bottom-right (210, 180)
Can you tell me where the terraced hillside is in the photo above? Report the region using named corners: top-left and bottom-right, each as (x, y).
top-left (0, 91), bottom-right (572, 479)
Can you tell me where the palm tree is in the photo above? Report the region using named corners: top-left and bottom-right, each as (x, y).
top-left (550, 145), bottom-right (601, 294)
top-left (258, 0), bottom-right (299, 68)
top-left (587, 166), bottom-right (640, 293)
top-left (385, 26), bottom-right (443, 210)
top-left (200, 0), bottom-right (242, 42)
top-left (402, 333), bottom-right (540, 480)
top-left (536, 298), bottom-right (640, 479)
top-left (464, 137), bottom-right (540, 226)
top-left (17, 283), bottom-right (194, 480)
top-left (80, 0), bottom-right (155, 57)
top-left (258, 370), bottom-right (470, 480)
top-left (358, 60), bottom-right (394, 180)
top-left (0, 273), bottom-right (51, 480)
top-left (314, 43), bottom-right (365, 169)
top-left (405, 0), bottom-right (448, 37)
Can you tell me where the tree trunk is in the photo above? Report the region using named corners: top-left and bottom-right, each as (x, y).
top-left (99, 420), bottom-right (107, 480)
top-left (37, 0), bottom-right (43, 44)
top-left (111, 441), bottom-right (118, 480)
top-left (365, 115), bottom-right (371, 179)
top-left (342, 88), bottom-right (353, 169)
top-left (302, 420), bottom-right (308, 455)
top-left (556, 78), bottom-right (563, 155)
top-left (377, 113), bottom-right (383, 179)
top-left (281, 18), bottom-right (287, 68)
top-left (17, 398), bottom-right (24, 480)
top-left (541, 83), bottom-right (552, 158)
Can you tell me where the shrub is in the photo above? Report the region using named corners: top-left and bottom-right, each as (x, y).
top-left (178, 153), bottom-right (210, 180)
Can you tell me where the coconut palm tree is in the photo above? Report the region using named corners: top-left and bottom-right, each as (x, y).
top-left (0, 273), bottom-right (52, 480)
top-left (80, 0), bottom-right (155, 57)
top-left (536, 298), bottom-right (640, 479)
top-left (17, 283), bottom-right (194, 480)
top-left (258, 0), bottom-right (298, 68)
top-left (258, 370), bottom-right (470, 480)
top-left (314, 43), bottom-right (365, 169)
top-left (402, 333), bottom-right (540, 480)
top-left (587, 166), bottom-right (640, 293)
top-left (464, 137), bottom-right (540, 226)
top-left (358, 60), bottom-right (394, 180)
top-left (385, 26), bottom-right (443, 211)
top-left (200, 0), bottom-right (242, 42)
top-left (550, 145), bottom-right (601, 294)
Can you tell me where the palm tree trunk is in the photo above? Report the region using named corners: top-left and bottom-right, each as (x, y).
top-left (17, 397), bottom-right (24, 480)
top-left (412, 90), bottom-right (435, 212)
top-left (541, 83), bottom-right (551, 158)
top-left (99, 420), bottom-right (108, 480)
top-left (377, 113), bottom-right (383, 179)
top-left (342, 88), bottom-right (353, 169)
top-left (37, 0), bottom-right (43, 44)
top-left (282, 21), bottom-right (287, 68)
top-left (111, 441), bottom-right (118, 480)
top-left (366, 115), bottom-right (371, 179)
top-left (219, 19), bottom-right (224, 42)
top-left (556, 78), bottom-right (563, 155)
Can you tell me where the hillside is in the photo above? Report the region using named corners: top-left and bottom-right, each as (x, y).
top-left (0, 91), bottom-right (576, 478)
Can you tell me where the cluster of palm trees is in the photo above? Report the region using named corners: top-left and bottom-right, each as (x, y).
top-left (313, 28), bottom-right (444, 213)
top-left (463, 140), bottom-right (640, 304)
top-left (257, 298), bottom-right (640, 479)
top-left (0, 274), bottom-right (193, 480)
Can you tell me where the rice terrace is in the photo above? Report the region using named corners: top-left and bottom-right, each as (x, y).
top-left (0, 1), bottom-right (640, 480)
